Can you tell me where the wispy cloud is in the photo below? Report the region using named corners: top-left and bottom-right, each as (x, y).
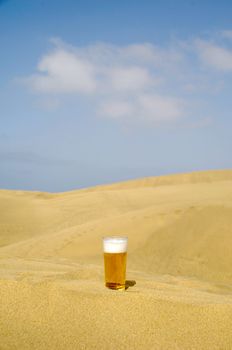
top-left (22, 32), bottom-right (232, 126)
top-left (220, 30), bottom-right (232, 40)
top-left (108, 66), bottom-right (153, 92)
top-left (22, 40), bottom-right (186, 125)
top-left (195, 39), bottom-right (232, 71)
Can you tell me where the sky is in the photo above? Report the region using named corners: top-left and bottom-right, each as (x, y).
top-left (1, 0), bottom-right (232, 192)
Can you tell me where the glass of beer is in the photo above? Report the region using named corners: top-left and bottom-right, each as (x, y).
top-left (103, 236), bottom-right (128, 290)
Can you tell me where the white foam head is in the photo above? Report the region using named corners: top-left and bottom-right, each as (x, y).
top-left (103, 237), bottom-right (128, 253)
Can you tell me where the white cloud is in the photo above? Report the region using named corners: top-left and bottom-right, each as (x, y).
top-left (23, 33), bottom-right (232, 127)
top-left (25, 41), bottom-right (185, 124)
top-left (195, 39), bottom-right (232, 71)
top-left (108, 66), bottom-right (153, 92)
top-left (138, 94), bottom-right (184, 122)
top-left (28, 50), bottom-right (96, 94)
top-left (99, 94), bottom-right (184, 123)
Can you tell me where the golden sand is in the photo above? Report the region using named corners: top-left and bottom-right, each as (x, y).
top-left (1, 169), bottom-right (232, 349)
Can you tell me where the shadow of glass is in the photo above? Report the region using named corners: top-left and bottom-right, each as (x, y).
top-left (125, 280), bottom-right (136, 290)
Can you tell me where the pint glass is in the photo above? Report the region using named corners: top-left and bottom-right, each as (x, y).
top-left (103, 237), bottom-right (128, 290)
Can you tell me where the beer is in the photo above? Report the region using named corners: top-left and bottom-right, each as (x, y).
top-left (104, 252), bottom-right (127, 290)
top-left (103, 237), bottom-right (128, 290)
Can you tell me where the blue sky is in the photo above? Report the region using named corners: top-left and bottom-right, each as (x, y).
top-left (1, 0), bottom-right (232, 192)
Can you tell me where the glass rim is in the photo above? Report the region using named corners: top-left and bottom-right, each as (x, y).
top-left (103, 236), bottom-right (128, 242)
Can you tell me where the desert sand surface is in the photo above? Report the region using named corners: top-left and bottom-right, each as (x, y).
top-left (1, 169), bottom-right (232, 349)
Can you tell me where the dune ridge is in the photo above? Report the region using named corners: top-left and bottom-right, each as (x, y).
top-left (1, 169), bottom-right (232, 349)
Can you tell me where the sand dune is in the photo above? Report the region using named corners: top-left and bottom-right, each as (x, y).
top-left (1, 170), bottom-right (232, 349)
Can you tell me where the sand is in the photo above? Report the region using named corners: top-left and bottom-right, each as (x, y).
top-left (0, 169), bottom-right (232, 349)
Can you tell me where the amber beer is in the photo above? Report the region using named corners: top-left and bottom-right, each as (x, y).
top-left (103, 237), bottom-right (128, 290)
